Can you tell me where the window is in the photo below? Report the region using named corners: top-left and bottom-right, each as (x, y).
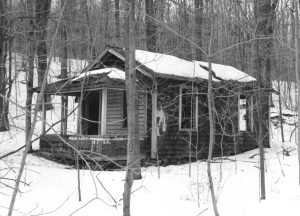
top-left (238, 95), bottom-right (254, 132)
top-left (179, 85), bottom-right (198, 130)
top-left (238, 96), bottom-right (247, 131)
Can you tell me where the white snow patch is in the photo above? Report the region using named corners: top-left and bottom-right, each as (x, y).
top-left (73, 67), bottom-right (125, 81)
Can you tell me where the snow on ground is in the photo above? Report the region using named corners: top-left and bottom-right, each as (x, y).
top-left (1, 131), bottom-right (300, 216)
top-left (1, 109), bottom-right (300, 216)
top-left (1, 58), bottom-right (300, 215)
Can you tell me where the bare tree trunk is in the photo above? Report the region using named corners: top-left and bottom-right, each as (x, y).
top-left (206, 1), bottom-right (219, 215)
top-left (256, 70), bottom-right (266, 200)
top-left (207, 45), bottom-right (220, 216)
top-left (36, 0), bottom-right (52, 110)
top-left (25, 0), bottom-right (35, 152)
top-left (124, 0), bottom-right (141, 180)
top-left (123, 0), bottom-right (141, 215)
top-left (0, 0), bottom-right (8, 132)
top-left (81, 0), bottom-right (96, 60)
top-left (36, 0), bottom-right (51, 86)
top-left (60, 0), bottom-right (68, 135)
top-left (123, 167), bottom-right (133, 216)
top-left (5, 1), bottom-right (13, 132)
top-left (145, 0), bottom-right (157, 52)
top-left (194, 0), bottom-right (204, 60)
top-left (114, 0), bottom-right (120, 40)
top-left (295, 0), bottom-right (300, 185)
top-left (254, 0), bottom-right (277, 199)
top-left (76, 150), bottom-right (82, 201)
top-left (277, 80), bottom-right (285, 143)
top-left (207, 1), bottom-right (219, 215)
top-left (102, 0), bottom-right (110, 44)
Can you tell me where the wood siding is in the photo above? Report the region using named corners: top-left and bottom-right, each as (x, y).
top-left (154, 81), bottom-right (262, 159)
top-left (39, 81), bottom-right (268, 162)
top-left (105, 89), bottom-right (147, 136)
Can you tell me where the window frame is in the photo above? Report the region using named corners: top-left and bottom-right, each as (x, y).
top-left (238, 94), bottom-right (254, 132)
top-left (179, 84), bottom-right (198, 131)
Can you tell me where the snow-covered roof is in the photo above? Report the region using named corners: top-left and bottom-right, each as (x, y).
top-left (76, 48), bottom-right (255, 83)
top-left (135, 50), bottom-right (216, 81)
top-left (134, 49), bottom-right (255, 82)
top-left (73, 67), bottom-right (125, 81)
top-left (196, 61), bottom-right (256, 82)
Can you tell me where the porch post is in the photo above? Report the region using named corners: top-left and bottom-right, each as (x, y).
top-left (151, 85), bottom-right (157, 158)
top-left (101, 88), bottom-right (107, 135)
top-left (77, 96), bottom-right (82, 134)
top-left (98, 91), bottom-right (102, 135)
top-left (61, 95), bottom-right (68, 134)
top-left (41, 95), bottom-right (46, 134)
top-left (64, 97), bottom-right (68, 134)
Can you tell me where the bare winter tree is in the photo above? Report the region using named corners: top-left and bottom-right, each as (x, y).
top-left (81, 0), bottom-right (96, 59)
top-left (36, 0), bottom-right (52, 109)
top-left (8, 1), bottom-right (67, 214)
top-left (207, 1), bottom-right (219, 215)
top-left (253, 0), bottom-right (277, 200)
top-left (194, 0), bottom-right (204, 60)
top-left (145, 0), bottom-right (157, 52)
top-left (0, 0), bottom-right (8, 131)
top-left (114, 0), bottom-right (120, 40)
top-left (25, 0), bottom-right (35, 152)
top-left (59, 0), bottom-right (69, 134)
top-left (295, 0), bottom-right (300, 185)
top-left (123, 0), bottom-right (142, 215)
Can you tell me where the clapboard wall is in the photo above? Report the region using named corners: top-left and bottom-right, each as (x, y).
top-left (106, 89), bottom-right (147, 137)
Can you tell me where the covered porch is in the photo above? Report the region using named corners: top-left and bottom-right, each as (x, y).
top-left (35, 68), bottom-right (152, 162)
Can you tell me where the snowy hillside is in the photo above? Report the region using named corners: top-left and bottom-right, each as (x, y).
top-left (1, 128), bottom-right (300, 216)
top-left (1, 57), bottom-right (300, 216)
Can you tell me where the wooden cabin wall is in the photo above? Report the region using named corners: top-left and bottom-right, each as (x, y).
top-left (155, 81), bottom-right (210, 159)
top-left (106, 89), bottom-right (147, 137)
top-left (154, 81), bottom-right (260, 160)
top-left (106, 89), bottom-right (126, 135)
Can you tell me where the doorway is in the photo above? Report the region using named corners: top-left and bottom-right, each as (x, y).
top-left (82, 91), bottom-right (101, 135)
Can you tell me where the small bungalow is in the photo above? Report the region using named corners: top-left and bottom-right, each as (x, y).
top-left (34, 47), bottom-right (270, 163)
